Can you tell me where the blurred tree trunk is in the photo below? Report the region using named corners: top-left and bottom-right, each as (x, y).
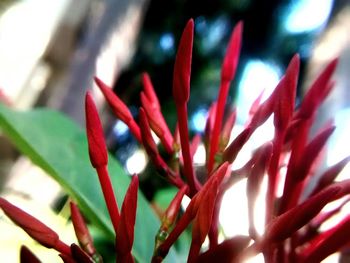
top-left (58, 0), bottom-right (149, 125)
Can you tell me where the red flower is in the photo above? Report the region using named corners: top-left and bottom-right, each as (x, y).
top-left (172, 19), bottom-right (200, 196)
top-left (85, 91), bottom-right (108, 169)
top-left (70, 202), bottom-right (101, 261)
top-left (4, 17), bottom-right (348, 263)
top-left (115, 175), bottom-right (139, 263)
top-left (263, 185), bottom-right (340, 243)
top-left (207, 21), bottom-right (243, 173)
top-left (85, 92), bottom-right (120, 232)
top-left (0, 198), bottom-right (71, 256)
top-left (141, 73), bottom-right (174, 154)
top-left (94, 77), bottom-right (142, 142)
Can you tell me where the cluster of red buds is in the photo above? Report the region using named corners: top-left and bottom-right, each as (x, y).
top-left (1, 18), bottom-right (350, 263)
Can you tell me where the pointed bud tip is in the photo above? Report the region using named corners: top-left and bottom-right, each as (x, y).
top-left (172, 19), bottom-right (194, 105)
top-left (93, 76), bottom-right (108, 90)
top-left (233, 20), bottom-right (243, 38)
top-left (221, 20), bottom-right (243, 82)
top-left (0, 198), bottom-right (59, 248)
top-left (329, 57), bottom-right (339, 67)
top-left (85, 92), bottom-right (108, 168)
top-left (141, 73), bottom-right (160, 107)
top-left (186, 18), bottom-right (194, 30)
top-left (131, 173), bottom-right (139, 187)
top-left (292, 53), bottom-right (300, 61)
top-left (115, 174), bottom-right (139, 257)
top-left (139, 107), bottom-right (159, 156)
top-left (286, 53), bottom-right (300, 78)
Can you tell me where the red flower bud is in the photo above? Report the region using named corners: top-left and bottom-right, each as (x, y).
top-left (248, 89), bottom-right (265, 118)
top-left (273, 54), bottom-right (299, 131)
top-left (249, 78), bottom-right (284, 131)
top-left (222, 127), bottom-right (251, 164)
top-left (284, 118), bottom-right (303, 146)
top-left (85, 92), bottom-right (108, 168)
top-left (155, 186), bottom-right (189, 253)
top-left (310, 196), bottom-right (350, 230)
top-left (85, 92), bottom-right (120, 232)
top-left (330, 179), bottom-right (350, 199)
top-left (294, 124), bottom-right (335, 182)
top-left (139, 108), bottom-right (184, 188)
top-left (221, 21), bottom-right (243, 82)
top-left (94, 77), bottom-right (141, 142)
top-left (208, 21), bottom-right (243, 173)
top-left (264, 185), bottom-right (340, 243)
top-left (115, 175), bottom-right (139, 263)
top-left (172, 19), bottom-right (193, 105)
top-left (162, 185), bottom-right (188, 231)
top-left (297, 58), bottom-right (338, 120)
top-left (154, 163), bottom-right (229, 261)
top-left (140, 92), bottom-right (173, 154)
top-left (311, 155), bottom-right (350, 196)
top-left (188, 179), bottom-right (220, 262)
top-left (70, 202), bottom-right (100, 260)
top-left (0, 198), bottom-right (70, 255)
top-left (300, 215), bottom-right (350, 263)
top-left (139, 107), bottom-right (159, 158)
top-left (281, 124), bottom-right (336, 212)
top-left (296, 202), bottom-right (345, 246)
top-left (142, 72), bottom-right (161, 110)
top-left (171, 19), bottom-right (199, 195)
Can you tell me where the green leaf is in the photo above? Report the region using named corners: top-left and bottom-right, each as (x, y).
top-left (0, 104), bottom-right (178, 263)
top-left (153, 187), bottom-right (178, 211)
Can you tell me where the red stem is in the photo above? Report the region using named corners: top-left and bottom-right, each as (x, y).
top-left (208, 191), bottom-right (224, 248)
top-left (279, 120), bottom-right (311, 214)
top-left (117, 253), bottom-right (134, 263)
top-left (154, 210), bottom-right (193, 261)
top-left (55, 240), bottom-right (72, 257)
top-left (176, 104), bottom-right (200, 195)
top-left (187, 243), bottom-right (201, 263)
top-left (127, 120), bottom-right (142, 144)
top-left (266, 130), bottom-right (284, 224)
top-left (207, 81), bottom-right (230, 173)
top-left (96, 165), bottom-right (120, 233)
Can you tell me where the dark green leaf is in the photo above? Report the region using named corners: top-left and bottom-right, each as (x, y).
top-left (0, 104), bottom-right (178, 262)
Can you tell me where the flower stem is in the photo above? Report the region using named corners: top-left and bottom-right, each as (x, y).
top-left (266, 130), bottom-right (284, 224)
top-left (207, 80), bottom-right (230, 173)
top-left (96, 165), bottom-right (120, 233)
top-left (55, 240), bottom-right (72, 257)
top-left (176, 104), bottom-right (200, 195)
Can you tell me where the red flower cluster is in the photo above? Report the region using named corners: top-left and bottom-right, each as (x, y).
top-left (1, 18), bottom-right (350, 263)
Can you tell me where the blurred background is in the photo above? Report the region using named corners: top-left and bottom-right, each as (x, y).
top-left (0, 0), bottom-right (350, 262)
